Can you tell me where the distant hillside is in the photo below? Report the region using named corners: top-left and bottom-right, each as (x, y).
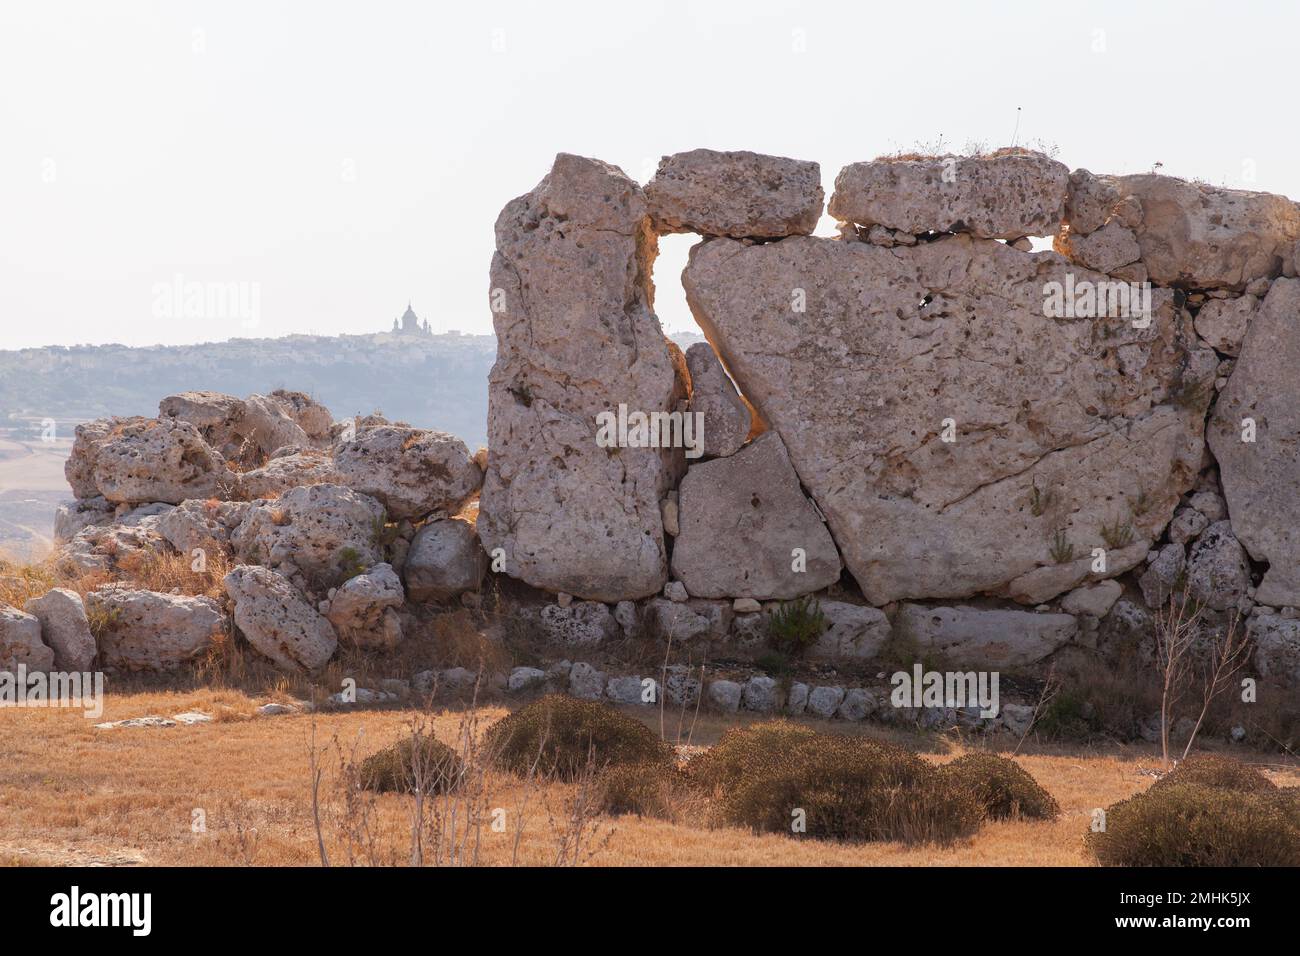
top-left (0, 329), bottom-right (708, 452)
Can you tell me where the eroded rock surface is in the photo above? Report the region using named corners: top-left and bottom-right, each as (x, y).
top-left (671, 432), bottom-right (841, 599)
top-left (0, 605), bottom-right (54, 672)
top-left (232, 484), bottom-right (386, 588)
top-left (478, 153), bottom-right (683, 601)
top-left (224, 565), bottom-right (337, 672)
top-left (894, 604), bottom-right (1078, 667)
top-left (333, 425), bottom-right (480, 520)
top-left (404, 517), bottom-right (486, 602)
top-left (829, 151), bottom-right (1069, 239)
top-left (1209, 278), bottom-right (1300, 608)
top-left (23, 589), bottom-right (96, 671)
top-left (87, 418), bottom-right (228, 505)
top-left (684, 233), bottom-right (1212, 605)
top-left (645, 149), bottom-right (823, 238)
top-left (685, 342), bottom-right (752, 458)
top-left (85, 586), bottom-right (223, 671)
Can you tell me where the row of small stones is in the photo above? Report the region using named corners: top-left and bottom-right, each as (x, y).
top-left (319, 663), bottom-right (1036, 736)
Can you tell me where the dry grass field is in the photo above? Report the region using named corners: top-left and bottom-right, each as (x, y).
top-left (2, 687), bottom-right (1296, 867)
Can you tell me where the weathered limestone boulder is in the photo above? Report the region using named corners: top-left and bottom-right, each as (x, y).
top-left (238, 450), bottom-right (342, 500)
top-left (644, 149), bottom-right (823, 238)
top-left (23, 589), bottom-right (96, 671)
top-left (85, 585), bottom-right (223, 671)
top-left (53, 496), bottom-right (113, 544)
top-left (333, 425), bottom-right (481, 520)
top-left (1194, 296), bottom-right (1257, 356)
top-left (568, 661), bottom-right (607, 700)
top-left (159, 391), bottom-right (247, 458)
top-left (828, 151), bottom-right (1069, 239)
top-left (56, 517), bottom-right (169, 576)
top-left (326, 563), bottom-right (404, 649)
top-left (1185, 521), bottom-right (1251, 611)
top-left (685, 342), bottom-right (752, 458)
top-left (706, 679), bottom-right (742, 713)
top-left (606, 675), bottom-right (646, 705)
top-left (0, 605), bottom-right (54, 672)
top-left (806, 685), bottom-right (845, 718)
top-left (893, 604), bottom-right (1078, 667)
top-left (1054, 221), bottom-right (1140, 274)
top-left (643, 597), bottom-right (713, 641)
top-left (508, 666), bottom-right (546, 692)
top-left (1112, 175), bottom-right (1300, 289)
top-left (91, 418), bottom-right (228, 505)
top-left (671, 432), bottom-right (841, 599)
top-left (1059, 580), bottom-right (1122, 619)
top-left (1139, 543), bottom-right (1186, 608)
top-left (808, 600), bottom-right (891, 660)
top-left (741, 675), bottom-right (778, 713)
top-left (837, 688), bottom-right (877, 722)
top-left (1248, 613), bottom-right (1300, 686)
top-left (267, 389), bottom-right (333, 441)
top-left (158, 498), bottom-right (247, 556)
top-left (65, 419), bottom-right (123, 499)
top-left (1168, 506), bottom-right (1210, 545)
top-left (685, 233), bottom-right (1212, 605)
top-left (1208, 278), bottom-right (1300, 608)
top-left (232, 483), bottom-right (386, 587)
top-left (537, 601), bottom-right (619, 645)
top-left (224, 565), bottom-right (337, 672)
top-left (239, 394), bottom-right (311, 458)
top-left (478, 153), bottom-right (684, 602)
top-left (404, 517), bottom-right (486, 602)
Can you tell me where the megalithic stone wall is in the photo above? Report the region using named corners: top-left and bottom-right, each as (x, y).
top-left (482, 147), bottom-right (1300, 634)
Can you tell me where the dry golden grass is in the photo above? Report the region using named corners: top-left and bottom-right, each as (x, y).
top-left (2, 693), bottom-right (1295, 867)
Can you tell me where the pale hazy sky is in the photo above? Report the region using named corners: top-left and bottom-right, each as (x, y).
top-left (2, 0), bottom-right (1295, 350)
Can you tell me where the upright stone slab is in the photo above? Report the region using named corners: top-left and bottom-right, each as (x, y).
top-left (478, 154), bottom-right (684, 601)
top-left (1208, 278), bottom-right (1300, 607)
top-left (671, 432), bottom-right (841, 599)
top-left (684, 233), bottom-right (1213, 605)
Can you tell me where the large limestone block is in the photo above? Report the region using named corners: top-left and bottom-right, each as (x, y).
top-left (1208, 278), bottom-right (1300, 607)
top-left (478, 153), bottom-right (684, 601)
top-left (685, 342), bottom-right (752, 458)
top-left (808, 600), bottom-right (891, 660)
top-left (232, 483), bottom-right (386, 587)
top-left (267, 389), bottom-right (333, 441)
top-left (684, 233), bottom-right (1213, 605)
top-left (0, 605), bottom-right (55, 673)
top-left (333, 425), bottom-right (481, 520)
top-left (239, 394), bottom-right (311, 457)
top-left (1249, 613), bottom-right (1300, 687)
top-left (325, 562), bottom-right (404, 649)
top-left (894, 604), bottom-right (1078, 667)
top-left (65, 419), bottom-right (124, 499)
top-left (644, 149), bottom-right (823, 238)
top-left (237, 450), bottom-right (342, 500)
top-left (92, 418), bottom-right (228, 505)
top-left (404, 517), bottom-right (486, 602)
top-left (671, 432), bottom-right (841, 599)
top-left (828, 151), bottom-right (1068, 239)
top-left (1194, 295), bottom-right (1257, 356)
top-left (159, 391), bottom-right (247, 458)
top-left (23, 588), bottom-right (96, 671)
top-left (1112, 174), bottom-right (1300, 289)
top-left (85, 585), bottom-right (223, 671)
top-left (225, 565), bottom-right (337, 672)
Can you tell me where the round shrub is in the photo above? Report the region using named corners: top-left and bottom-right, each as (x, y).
top-left (1151, 753), bottom-right (1275, 794)
top-left (939, 753), bottom-right (1060, 821)
top-left (598, 762), bottom-right (678, 819)
top-left (359, 735), bottom-right (464, 794)
top-left (692, 722), bottom-right (981, 845)
top-left (1088, 783), bottom-right (1300, 866)
top-left (484, 694), bottom-right (674, 779)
